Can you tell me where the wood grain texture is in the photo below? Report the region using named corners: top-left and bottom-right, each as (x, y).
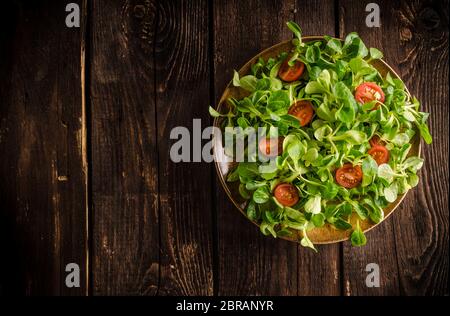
top-left (387, 0), bottom-right (448, 295)
top-left (155, 0), bottom-right (214, 295)
top-left (90, 0), bottom-right (160, 295)
top-left (339, 0), bottom-right (449, 295)
top-left (0, 0), bottom-right (87, 295)
top-left (293, 0), bottom-right (341, 296)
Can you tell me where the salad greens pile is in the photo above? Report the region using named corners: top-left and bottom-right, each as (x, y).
top-left (209, 22), bottom-right (431, 250)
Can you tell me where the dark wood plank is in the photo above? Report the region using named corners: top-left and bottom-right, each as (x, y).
top-left (339, 0), bottom-right (449, 295)
top-left (386, 0), bottom-right (448, 295)
top-left (0, 0), bottom-right (87, 295)
top-left (293, 0), bottom-right (341, 296)
top-left (213, 0), bottom-right (297, 296)
top-left (90, 0), bottom-right (160, 295)
top-left (155, 0), bottom-right (214, 295)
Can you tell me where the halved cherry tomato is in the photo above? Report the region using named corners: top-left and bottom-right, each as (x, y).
top-left (278, 58), bottom-right (305, 82)
top-left (274, 183), bottom-right (299, 207)
top-left (335, 164), bottom-right (363, 189)
top-left (258, 136), bottom-right (284, 158)
top-left (369, 135), bottom-right (385, 147)
top-left (355, 82), bottom-right (385, 109)
top-left (368, 145), bottom-right (389, 165)
top-left (288, 100), bottom-right (314, 126)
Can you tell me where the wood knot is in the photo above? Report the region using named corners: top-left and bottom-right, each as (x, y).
top-left (400, 27), bottom-right (413, 42)
top-left (122, 0), bottom-right (157, 54)
top-left (133, 5), bottom-right (146, 19)
top-left (418, 7), bottom-right (440, 31)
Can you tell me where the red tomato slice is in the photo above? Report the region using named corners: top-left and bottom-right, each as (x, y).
top-left (274, 183), bottom-right (299, 207)
top-left (335, 164), bottom-right (363, 189)
top-left (368, 145), bottom-right (390, 165)
top-left (288, 100), bottom-right (314, 126)
top-left (369, 135), bottom-right (385, 147)
top-left (258, 136), bottom-right (284, 158)
top-left (278, 58), bottom-right (305, 82)
top-left (355, 82), bottom-right (385, 109)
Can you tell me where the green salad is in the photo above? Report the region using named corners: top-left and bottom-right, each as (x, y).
top-left (209, 22), bottom-right (431, 250)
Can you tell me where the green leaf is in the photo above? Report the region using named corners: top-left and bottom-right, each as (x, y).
top-left (304, 196), bottom-right (321, 214)
top-left (253, 186), bottom-right (270, 204)
top-left (391, 133), bottom-right (410, 147)
top-left (408, 173), bottom-right (419, 187)
top-left (305, 81), bottom-right (326, 94)
top-left (384, 182), bottom-right (398, 203)
top-left (316, 103), bottom-right (335, 122)
top-left (318, 69), bottom-right (332, 89)
top-left (300, 229), bottom-right (317, 252)
top-left (364, 198), bottom-right (384, 223)
top-left (232, 70), bottom-right (240, 87)
top-left (402, 109), bottom-right (416, 122)
top-left (417, 122), bottom-right (432, 144)
top-left (260, 221), bottom-right (277, 238)
top-left (258, 161), bottom-right (278, 174)
top-left (269, 77), bottom-right (283, 90)
top-left (237, 162), bottom-right (259, 180)
top-left (351, 221), bottom-right (367, 246)
top-left (332, 130), bottom-right (366, 145)
top-left (246, 200), bottom-right (259, 221)
top-left (334, 218), bottom-right (353, 230)
top-left (308, 66), bottom-right (322, 80)
top-left (369, 47), bottom-right (383, 60)
top-left (344, 32), bottom-right (360, 46)
top-left (306, 45), bottom-right (321, 63)
top-left (233, 70), bottom-right (257, 92)
top-left (311, 213), bottom-right (325, 227)
top-left (377, 163), bottom-right (394, 184)
top-left (402, 156), bottom-right (424, 172)
top-left (314, 124), bottom-right (333, 141)
top-left (209, 106), bottom-right (222, 117)
top-left (287, 141), bottom-right (302, 161)
top-left (334, 60), bottom-right (348, 79)
top-left (287, 21), bottom-right (302, 43)
top-left (362, 156), bottom-right (378, 187)
top-left (239, 183), bottom-right (252, 199)
top-left (362, 100), bottom-right (378, 111)
top-left (351, 201), bottom-right (369, 220)
top-left (303, 148), bottom-right (319, 163)
top-left (335, 104), bottom-right (355, 124)
top-left (326, 37), bottom-right (343, 54)
top-left (284, 207), bottom-right (307, 223)
top-left (334, 82), bottom-right (356, 123)
top-left (245, 180), bottom-right (266, 190)
top-left (385, 72), bottom-right (395, 86)
top-left (269, 61), bottom-right (282, 78)
top-left (343, 33), bottom-right (368, 58)
top-left (348, 57), bottom-right (369, 73)
top-left (322, 182), bottom-right (339, 199)
top-left (236, 117), bottom-right (249, 129)
top-left (226, 167), bottom-right (239, 182)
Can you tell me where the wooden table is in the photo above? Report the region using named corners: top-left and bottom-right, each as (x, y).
top-left (0, 0), bottom-right (448, 296)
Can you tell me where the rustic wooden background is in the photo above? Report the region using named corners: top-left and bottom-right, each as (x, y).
top-left (0, 0), bottom-right (448, 296)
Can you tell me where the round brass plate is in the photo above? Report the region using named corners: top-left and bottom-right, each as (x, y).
top-left (212, 37), bottom-right (420, 244)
